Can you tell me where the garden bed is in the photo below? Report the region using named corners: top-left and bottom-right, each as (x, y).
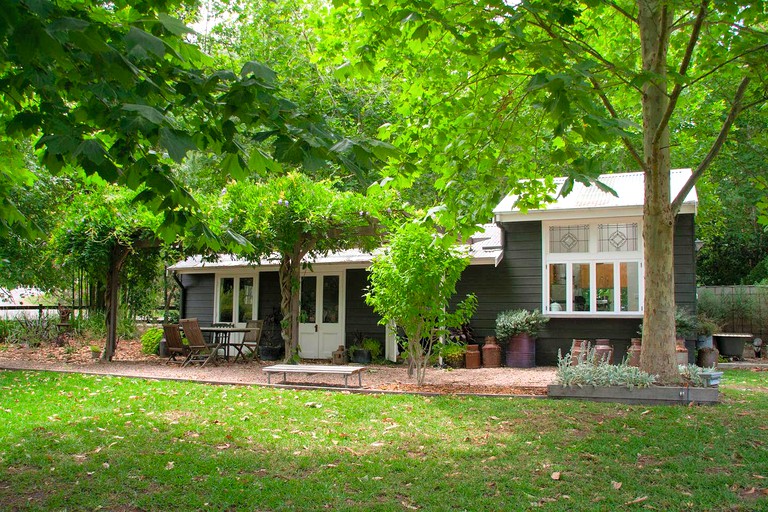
top-left (547, 384), bottom-right (720, 405)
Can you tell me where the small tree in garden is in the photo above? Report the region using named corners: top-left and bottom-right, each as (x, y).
top-left (365, 223), bottom-right (477, 385)
top-left (220, 172), bottom-right (396, 360)
top-left (53, 183), bottom-right (163, 360)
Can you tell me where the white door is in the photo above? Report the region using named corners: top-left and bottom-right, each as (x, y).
top-left (298, 273), bottom-right (344, 359)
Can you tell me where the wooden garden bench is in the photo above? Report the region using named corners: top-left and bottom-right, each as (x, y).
top-left (262, 364), bottom-right (366, 388)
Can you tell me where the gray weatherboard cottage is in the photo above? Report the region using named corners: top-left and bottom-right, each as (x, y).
top-left (171, 170), bottom-right (698, 365)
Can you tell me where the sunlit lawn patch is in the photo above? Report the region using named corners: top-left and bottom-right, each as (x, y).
top-left (1, 369), bottom-right (766, 511)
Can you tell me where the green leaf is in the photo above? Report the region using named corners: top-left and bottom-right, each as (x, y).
top-left (240, 61), bottom-right (277, 87)
top-left (159, 127), bottom-right (196, 162)
top-left (123, 104), bottom-right (171, 126)
top-left (594, 180), bottom-right (618, 197)
top-left (125, 26), bottom-right (166, 59)
top-left (157, 13), bottom-right (194, 36)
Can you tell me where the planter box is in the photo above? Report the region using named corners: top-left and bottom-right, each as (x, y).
top-left (547, 385), bottom-right (720, 405)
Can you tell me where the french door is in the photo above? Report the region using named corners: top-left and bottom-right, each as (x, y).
top-left (298, 273), bottom-right (344, 359)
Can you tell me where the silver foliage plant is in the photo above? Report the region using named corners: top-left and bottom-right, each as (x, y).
top-left (556, 344), bottom-right (657, 388)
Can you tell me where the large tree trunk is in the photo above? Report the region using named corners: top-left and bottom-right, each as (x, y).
top-left (103, 245), bottom-right (130, 361)
top-left (638, 0), bottom-right (679, 383)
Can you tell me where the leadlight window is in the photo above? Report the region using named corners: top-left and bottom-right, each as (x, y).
top-left (544, 220), bottom-right (643, 315)
top-left (598, 223), bottom-right (638, 252)
top-left (549, 224), bottom-right (590, 253)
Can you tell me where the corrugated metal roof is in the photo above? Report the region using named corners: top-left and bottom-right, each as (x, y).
top-left (494, 169), bottom-right (697, 219)
top-left (170, 224), bottom-right (504, 272)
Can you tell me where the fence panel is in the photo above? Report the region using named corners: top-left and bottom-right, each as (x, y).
top-left (697, 286), bottom-right (768, 339)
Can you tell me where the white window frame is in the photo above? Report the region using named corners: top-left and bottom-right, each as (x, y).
top-left (543, 218), bottom-right (644, 317)
top-left (213, 273), bottom-right (259, 325)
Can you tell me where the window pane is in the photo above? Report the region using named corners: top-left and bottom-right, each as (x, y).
top-left (572, 264), bottom-right (591, 312)
top-left (300, 276), bottom-right (316, 323)
top-left (238, 278), bottom-right (254, 323)
top-left (620, 262), bottom-right (641, 311)
top-left (598, 223), bottom-right (638, 252)
top-left (549, 225), bottom-right (590, 253)
top-left (323, 276), bottom-right (340, 324)
top-left (218, 278), bottom-right (234, 322)
top-left (549, 264), bottom-right (566, 311)
top-left (596, 263), bottom-right (615, 311)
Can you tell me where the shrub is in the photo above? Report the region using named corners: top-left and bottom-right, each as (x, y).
top-left (361, 338), bottom-right (382, 360)
top-left (495, 309), bottom-right (549, 339)
top-left (556, 345), bottom-right (657, 388)
top-left (140, 327), bottom-right (163, 355)
top-left (679, 364), bottom-right (715, 387)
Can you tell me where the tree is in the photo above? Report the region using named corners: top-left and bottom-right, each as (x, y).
top-left (53, 183), bottom-right (163, 360)
top-left (365, 223), bottom-right (477, 385)
top-left (333, 0), bottom-right (768, 382)
top-left (1, 0), bottom-right (391, 246)
top-left (219, 172), bottom-right (396, 360)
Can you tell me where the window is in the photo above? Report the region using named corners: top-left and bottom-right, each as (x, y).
top-left (544, 220), bottom-right (642, 315)
top-left (216, 275), bottom-right (257, 323)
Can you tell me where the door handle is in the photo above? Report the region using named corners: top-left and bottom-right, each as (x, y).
top-left (314, 324), bottom-right (318, 332)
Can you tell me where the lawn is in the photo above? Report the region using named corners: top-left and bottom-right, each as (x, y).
top-left (1, 369), bottom-right (767, 511)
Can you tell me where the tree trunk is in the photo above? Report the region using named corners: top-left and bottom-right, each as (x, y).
top-left (103, 245), bottom-right (130, 361)
top-left (638, 0), bottom-right (679, 383)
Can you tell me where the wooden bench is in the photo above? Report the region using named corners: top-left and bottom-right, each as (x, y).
top-left (262, 364), bottom-right (366, 388)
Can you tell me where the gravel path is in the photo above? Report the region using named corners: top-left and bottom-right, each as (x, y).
top-left (0, 339), bottom-right (557, 396)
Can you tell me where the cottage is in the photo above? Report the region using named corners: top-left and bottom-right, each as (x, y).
top-left (171, 169), bottom-right (698, 365)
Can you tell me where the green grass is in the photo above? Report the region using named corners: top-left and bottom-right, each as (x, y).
top-left (1, 369), bottom-right (767, 511)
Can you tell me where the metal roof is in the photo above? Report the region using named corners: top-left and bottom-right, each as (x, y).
top-left (170, 224), bottom-right (504, 273)
top-left (494, 169), bottom-right (698, 222)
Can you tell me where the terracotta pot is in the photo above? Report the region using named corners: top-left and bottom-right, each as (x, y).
top-left (594, 338), bottom-right (613, 364)
top-left (676, 337), bottom-right (688, 366)
top-left (627, 338), bottom-right (642, 367)
top-left (570, 339), bottom-right (588, 365)
top-left (506, 333), bottom-right (535, 368)
top-left (465, 344), bottom-right (481, 369)
top-left (697, 347), bottom-right (719, 368)
top-left (482, 336), bottom-right (502, 368)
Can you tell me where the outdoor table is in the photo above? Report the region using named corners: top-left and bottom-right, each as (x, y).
top-left (198, 326), bottom-right (258, 363)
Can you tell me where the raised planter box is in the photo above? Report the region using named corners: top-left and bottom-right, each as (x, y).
top-left (547, 385), bottom-right (720, 405)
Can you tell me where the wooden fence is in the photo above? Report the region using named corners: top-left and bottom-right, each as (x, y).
top-left (697, 286), bottom-right (768, 340)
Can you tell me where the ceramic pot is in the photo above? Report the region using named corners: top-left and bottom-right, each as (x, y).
top-left (506, 333), bottom-right (535, 368)
top-left (465, 344), bottom-right (481, 369)
top-left (627, 338), bottom-right (642, 367)
top-left (594, 339), bottom-right (613, 364)
top-left (482, 336), bottom-right (502, 368)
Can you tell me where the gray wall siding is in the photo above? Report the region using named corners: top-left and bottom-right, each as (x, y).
top-left (345, 269), bottom-right (385, 346)
top-left (455, 221), bottom-right (542, 342)
top-left (180, 273), bottom-right (214, 325)
top-left (674, 214), bottom-right (696, 311)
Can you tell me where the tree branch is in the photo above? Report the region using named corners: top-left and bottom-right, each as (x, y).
top-left (588, 77), bottom-right (645, 169)
top-left (653, 0), bottom-right (708, 146)
top-left (671, 77), bottom-right (751, 213)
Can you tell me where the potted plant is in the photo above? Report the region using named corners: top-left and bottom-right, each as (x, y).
top-left (695, 313), bottom-right (720, 367)
top-left (350, 338), bottom-right (381, 364)
top-left (89, 345), bottom-right (101, 360)
top-left (495, 309), bottom-right (549, 368)
top-left (674, 307), bottom-right (697, 365)
top-left (441, 342), bottom-right (467, 368)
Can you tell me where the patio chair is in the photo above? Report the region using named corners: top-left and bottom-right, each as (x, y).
top-left (238, 319), bottom-right (264, 362)
top-left (180, 318), bottom-right (220, 367)
top-left (162, 323), bottom-right (188, 364)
